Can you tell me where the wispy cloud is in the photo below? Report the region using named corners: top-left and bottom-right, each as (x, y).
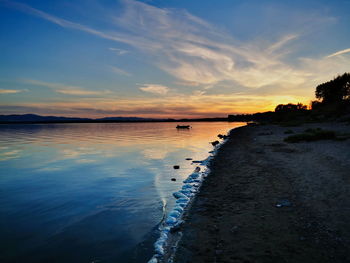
top-left (266, 34), bottom-right (299, 53)
top-left (111, 66), bottom-right (131, 76)
top-left (175, 81), bottom-right (201, 87)
top-left (5, 0), bottom-right (347, 92)
top-left (22, 79), bottom-right (110, 96)
top-left (0, 0), bottom-right (151, 48)
top-left (109, 47), bottom-right (129, 55)
top-left (326, 48), bottom-right (350, 58)
top-left (24, 79), bottom-right (80, 90)
top-left (1, 0), bottom-right (123, 42)
top-left (139, 84), bottom-right (170, 95)
top-left (0, 149), bottom-right (21, 161)
top-left (0, 89), bottom-right (25, 94)
top-left (2, 0), bottom-right (349, 117)
top-left (55, 89), bottom-right (107, 96)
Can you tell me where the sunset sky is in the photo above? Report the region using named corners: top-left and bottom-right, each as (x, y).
top-left (0, 0), bottom-right (349, 118)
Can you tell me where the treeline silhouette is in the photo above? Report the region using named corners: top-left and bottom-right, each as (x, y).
top-left (229, 72), bottom-right (350, 123)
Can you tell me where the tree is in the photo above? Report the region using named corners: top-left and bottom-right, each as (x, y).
top-left (275, 103), bottom-right (307, 113)
top-left (315, 73), bottom-right (350, 104)
top-left (310, 100), bottom-right (322, 110)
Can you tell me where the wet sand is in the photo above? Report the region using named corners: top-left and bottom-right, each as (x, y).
top-left (174, 122), bottom-right (350, 263)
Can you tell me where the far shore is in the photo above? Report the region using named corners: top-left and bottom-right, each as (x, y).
top-left (0, 114), bottom-right (230, 125)
top-left (173, 121), bottom-right (350, 262)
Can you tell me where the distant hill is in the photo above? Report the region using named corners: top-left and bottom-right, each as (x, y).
top-left (0, 114), bottom-right (91, 123)
top-left (0, 114), bottom-right (160, 123)
top-left (0, 114), bottom-right (228, 124)
top-left (97, 116), bottom-right (156, 121)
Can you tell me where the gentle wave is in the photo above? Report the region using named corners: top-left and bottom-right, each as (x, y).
top-left (147, 133), bottom-right (231, 263)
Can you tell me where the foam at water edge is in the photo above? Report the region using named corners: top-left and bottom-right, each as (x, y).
top-left (147, 137), bottom-right (228, 263)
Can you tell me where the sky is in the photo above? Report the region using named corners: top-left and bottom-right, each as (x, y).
top-left (0, 0), bottom-right (349, 118)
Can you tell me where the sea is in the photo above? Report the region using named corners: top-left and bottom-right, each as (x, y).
top-left (0, 122), bottom-right (244, 263)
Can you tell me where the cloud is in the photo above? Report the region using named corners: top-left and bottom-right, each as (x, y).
top-left (175, 81), bottom-right (201, 87)
top-left (0, 0), bottom-right (152, 48)
top-left (3, 0), bottom-right (349, 117)
top-left (5, 0), bottom-right (347, 93)
top-left (22, 79), bottom-right (110, 96)
top-left (23, 79), bottom-right (80, 89)
top-left (0, 149), bottom-right (21, 161)
top-left (139, 84), bottom-right (170, 95)
top-left (1, 0), bottom-right (119, 41)
top-left (326, 48), bottom-right (350, 58)
top-left (111, 66), bottom-right (131, 76)
top-left (266, 34), bottom-right (299, 53)
top-left (55, 89), bottom-right (107, 96)
top-left (109, 47), bottom-right (129, 55)
top-left (0, 89), bottom-right (25, 94)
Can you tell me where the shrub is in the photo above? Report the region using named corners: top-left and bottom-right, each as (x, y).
top-left (284, 129), bottom-right (336, 143)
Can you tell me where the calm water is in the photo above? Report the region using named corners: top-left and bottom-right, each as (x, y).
top-left (0, 122), bottom-right (244, 263)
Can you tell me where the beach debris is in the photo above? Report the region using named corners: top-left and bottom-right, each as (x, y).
top-left (185, 158), bottom-right (193, 160)
top-left (211, 140), bottom-right (220, 146)
top-left (275, 199), bottom-right (292, 208)
top-left (171, 178), bottom-right (176, 181)
top-left (173, 165), bottom-right (180, 169)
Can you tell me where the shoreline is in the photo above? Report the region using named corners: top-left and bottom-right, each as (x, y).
top-left (147, 127), bottom-right (235, 263)
top-left (173, 122), bottom-right (350, 262)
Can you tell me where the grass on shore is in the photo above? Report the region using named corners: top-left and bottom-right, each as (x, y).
top-left (284, 128), bottom-right (336, 143)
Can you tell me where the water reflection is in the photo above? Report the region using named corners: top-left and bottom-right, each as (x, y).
top-left (0, 122), bottom-right (244, 262)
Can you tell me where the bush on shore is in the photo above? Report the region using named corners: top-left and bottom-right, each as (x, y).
top-left (284, 128), bottom-right (336, 143)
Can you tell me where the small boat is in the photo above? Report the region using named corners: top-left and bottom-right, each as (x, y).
top-left (176, 125), bottom-right (191, 129)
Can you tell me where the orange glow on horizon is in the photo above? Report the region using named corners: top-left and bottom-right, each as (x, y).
top-left (0, 93), bottom-right (311, 119)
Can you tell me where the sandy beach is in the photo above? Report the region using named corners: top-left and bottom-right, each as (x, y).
top-left (173, 122), bottom-right (350, 263)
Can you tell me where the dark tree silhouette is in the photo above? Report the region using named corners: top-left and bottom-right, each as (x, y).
top-left (310, 100), bottom-right (322, 110)
top-left (315, 73), bottom-right (350, 104)
top-left (275, 103), bottom-right (307, 113)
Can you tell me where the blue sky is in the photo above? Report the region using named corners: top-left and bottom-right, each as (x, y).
top-left (0, 0), bottom-right (349, 118)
